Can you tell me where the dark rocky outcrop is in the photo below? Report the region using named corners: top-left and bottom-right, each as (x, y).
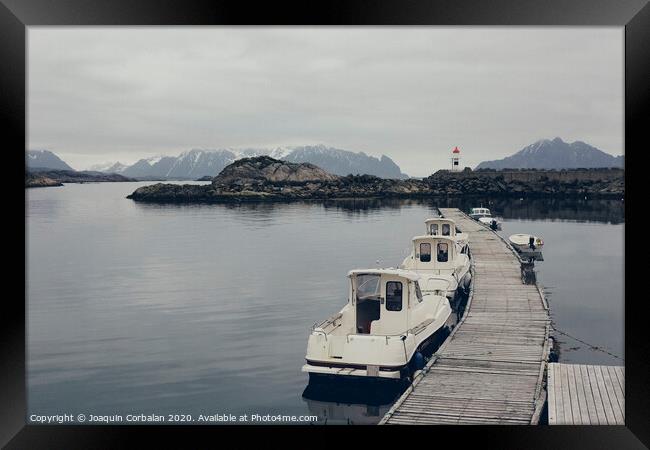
top-left (425, 168), bottom-right (624, 196)
top-left (212, 156), bottom-right (339, 186)
top-left (127, 157), bottom-right (624, 203)
top-left (26, 169), bottom-right (136, 187)
top-left (25, 174), bottom-right (64, 188)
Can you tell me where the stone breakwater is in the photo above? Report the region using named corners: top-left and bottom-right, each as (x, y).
top-left (126, 157), bottom-right (624, 203)
top-left (424, 168), bottom-right (624, 196)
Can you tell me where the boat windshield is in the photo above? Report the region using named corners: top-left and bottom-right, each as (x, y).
top-left (355, 274), bottom-right (381, 301)
top-left (415, 281), bottom-right (423, 303)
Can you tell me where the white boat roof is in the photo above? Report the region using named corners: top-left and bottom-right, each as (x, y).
top-left (424, 217), bottom-right (456, 224)
top-left (411, 234), bottom-right (456, 243)
top-left (509, 234), bottom-right (539, 245)
top-left (347, 268), bottom-right (421, 281)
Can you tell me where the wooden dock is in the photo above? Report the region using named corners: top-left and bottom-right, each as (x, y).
top-left (547, 363), bottom-right (624, 425)
top-left (380, 208), bottom-right (551, 425)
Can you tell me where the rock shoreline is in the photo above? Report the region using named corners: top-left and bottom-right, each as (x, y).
top-left (127, 157), bottom-right (624, 203)
top-left (26, 169), bottom-right (137, 188)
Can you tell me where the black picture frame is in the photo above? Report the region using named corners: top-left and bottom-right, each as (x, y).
top-left (3, 0), bottom-right (647, 447)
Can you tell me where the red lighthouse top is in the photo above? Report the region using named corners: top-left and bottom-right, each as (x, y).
top-left (452, 146), bottom-right (460, 154)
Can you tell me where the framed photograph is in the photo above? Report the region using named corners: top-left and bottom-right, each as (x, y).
top-left (3, 0), bottom-right (647, 447)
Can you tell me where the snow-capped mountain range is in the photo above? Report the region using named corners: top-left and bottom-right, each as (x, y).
top-left (87, 161), bottom-right (129, 173)
top-left (90, 145), bottom-right (409, 180)
top-left (475, 138), bottom-right (624, 170)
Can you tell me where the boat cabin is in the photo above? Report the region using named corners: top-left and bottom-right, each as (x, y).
top-left (424, 217), bottom-right (460, 238)
top-left (409, 235), bottom-right (458, 271)
top-left (348, 269), bottom-right (423, 336)
top-left (470, 207), bottom-right (492, 218)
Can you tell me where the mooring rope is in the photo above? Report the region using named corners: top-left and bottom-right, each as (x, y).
top-left (550, 324), bottom-right (624, 362)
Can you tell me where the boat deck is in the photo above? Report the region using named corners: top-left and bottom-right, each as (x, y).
top-left (548, 363), bottom-right (624, 425)
top-left (380, 208), bottom-right (551, 425)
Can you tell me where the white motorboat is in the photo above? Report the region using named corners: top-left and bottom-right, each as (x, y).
top-left (470, 207), bottom-right (502, 230)
top-left (400, 235), bottom-right (471, 304)
top-left (302, 269), bottom-right (452, 380)
top-left (469, 207), bottom-right (492, 220)
top-left (509, 233), bottom-right (544, 253)
top-left (424, 217), bottom-right (469, 254)
top-left (478, 216), bottom-right (502, 230)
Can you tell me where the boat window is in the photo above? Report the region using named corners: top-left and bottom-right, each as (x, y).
top-left (386, 281), bottom-right (403, 311)
top-left (355, 274), bottom-right (381, 302)
top-left (430, 224), bottom-right (438, 235)
top-left (415, 281), bottom-right (423, 303)
top-left (437, 243), bottom-right (449, 262)
top-left (419, 243), bottom-right (431, 262)
top-left (442, 224), bottom-right (451, 236)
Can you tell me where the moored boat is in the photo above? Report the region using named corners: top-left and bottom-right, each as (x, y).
top-left (424, 217), bottom-right (469, 254)
top-left (508, 233), bottom-right (544, 253)
top-left (400, 234), bottom-right (471, 304)
top-left (478, 216), bottom-right (502, 230)
top-left (470, 207), bottom-right (502, 230)
top-left (469, 207), bottom-right (492, 220)
top-left (302, 269), bottom-right (452, 381)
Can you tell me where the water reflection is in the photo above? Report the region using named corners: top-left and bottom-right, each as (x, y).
top-left (132, 196), bottom-right (624, 224)
top-left (302, 379), bottom-right (407, 425)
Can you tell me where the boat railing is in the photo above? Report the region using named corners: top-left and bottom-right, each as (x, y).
top-left (311, 313), bottom-right (343, 334)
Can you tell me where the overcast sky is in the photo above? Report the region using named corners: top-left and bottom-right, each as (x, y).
top-left (28, 27), bottom-right (623, 176)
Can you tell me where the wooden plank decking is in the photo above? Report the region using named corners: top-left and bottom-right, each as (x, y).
top-left (547, 363), bottom-right (624, 425)
top-left (380, 208), bottom-right (551, 425)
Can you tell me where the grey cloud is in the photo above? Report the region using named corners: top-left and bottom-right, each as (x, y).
top-left (28, 27), bottom-right (623, 176)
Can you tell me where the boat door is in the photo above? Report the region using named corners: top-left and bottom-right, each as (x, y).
top-left (352, 273), bottom-right (382, 335)
top-left (375, 275), bottom-right (408, 336)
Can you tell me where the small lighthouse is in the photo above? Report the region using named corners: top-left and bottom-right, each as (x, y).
top-left (451, 146), bottom-right (461, 171)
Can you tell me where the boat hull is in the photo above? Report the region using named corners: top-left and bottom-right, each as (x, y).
top-left (302, 314), bottom-right (452, 381)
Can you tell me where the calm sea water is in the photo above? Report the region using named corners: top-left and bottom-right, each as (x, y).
top-left (26, 183), bottom-right (624, 424)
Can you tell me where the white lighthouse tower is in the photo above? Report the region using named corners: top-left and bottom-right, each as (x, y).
top-left (451, 146), bottom-right (461, 171)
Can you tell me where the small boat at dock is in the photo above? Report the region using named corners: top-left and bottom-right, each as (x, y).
top-left (469, 207), bottom-right (502, 230)
top-left (400, 234), bottom-right (471, 304)
top-left (469, 207), bottom-right (491, 220)
top-left (424, 217), bottom-right (469, 254)
top-left (508, 233), bottom-right (544, 253)
top-left (302, 269), bottom-right (452, 381)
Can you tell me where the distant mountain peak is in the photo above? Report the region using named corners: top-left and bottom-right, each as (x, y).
top-left (476, 138), bottom-right (623, 170)
top-left (26, 149), bottom-right (75, 171)
top-left (87, 161), bottom-right (128, 173)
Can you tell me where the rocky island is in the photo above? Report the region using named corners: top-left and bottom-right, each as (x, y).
top-left (26, 169), bottom-right (136, 187)
top-left (127, 156), bottom-right (624, 203)
top-left (26, 173), bottom-right (64, 188)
